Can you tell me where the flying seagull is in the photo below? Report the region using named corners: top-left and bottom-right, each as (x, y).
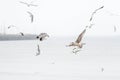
top-left (36, 33), bottom-right (49, 41)
top-left (67, 29), bottom-right (86, 48)
top-left (20, 32), bottom-right (24, 36)
top-left (8, 25), bottom-right (16, 29)
top-left (114, 26), bottom-right (117, 32)
top-left (36, 44), bottom-right (40, 56)
top-left (19, 1), bottom-right (38, 7)
top-left (27, 11), bottom-right (34, 23)
top-left (101, 67), bottom-right (104, 72)
top-left (89, 6), bottom-right (104, 21)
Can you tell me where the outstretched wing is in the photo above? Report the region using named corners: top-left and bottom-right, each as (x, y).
top-left (30, 4), bottom-right (38, 7)
top-left (114, 26), bottom-right (116, 32)
top-left (90, 6), bottom-right (104, 21)
top-left (20, 32), bottom-right (24, 36)
top-left (40, 33), bottom-right (49, 37)
top-left (8, 25), bottom-right (16, 29)
top-left (27, 11), bottom-right (34, 23)
top-left (39, 33), bottom-right (49, 38)
top-left (75, 29), bottom-right (86, 43)
top-left (37, 33), bottom-right (49, 41)
top-left (19, 1), bottom-right (29, 5)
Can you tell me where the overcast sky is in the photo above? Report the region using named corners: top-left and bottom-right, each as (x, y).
top-left (0, 0), bottom-right (120, 36)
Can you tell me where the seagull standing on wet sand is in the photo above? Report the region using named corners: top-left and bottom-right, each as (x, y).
top-left (27, 11), bottom-right (34, 23)
top-left (36, 33), bottom-right (49, 41)
top-left (67, 29), bottom-right (86, 48)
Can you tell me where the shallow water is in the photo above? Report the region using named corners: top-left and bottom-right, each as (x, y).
top-left (0, 36), bottom-right (120, 80)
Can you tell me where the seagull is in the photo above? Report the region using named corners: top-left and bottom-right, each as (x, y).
top-left (36, 33), bottom-right (49, 41)
top-left (114, 26), bottom-right (116, 32)
top-left (101, 67), bottom-right (104, 72)
top-left (20, 32), bottom-right (24, 36)
top-left (36, 44), bottom-right (40, 56)
top-left (67, 29), bottom-right (86, 48)
top-left (8, 25), bottom-right (16, 29)
top-left (19, 1), bottom-right (38, 7)
top-left (27, 11), bottom-right (34, 23)
top-left (89, 6), bottom-right (104, 21)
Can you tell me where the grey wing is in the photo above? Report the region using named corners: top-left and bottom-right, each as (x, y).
top-left (20, 32), bottom-right (24, 36)
top-left (8, 25), bottom-right (16, 29)
top-left (38, 33), bottom-right (46, 39)
top-left (8, 26), bottom-right (11, 29)
top-left (75, 29), bottom-right (86, 43)
top-left (27, 11), bottom-right (33, 16)
top-left (89, 12), bottom-right (96, 21)
top-left (27, 11), bottom-right (34, 22)
top-left (39, 33), bottom-right (49, 37)
top-left (30, 14), bottom-right (34, 22)
top-left (30, 4), bottom-right (38, 7)
top-left (114, 26), bottom-right (116, 32)
top-left (38, 33), bottom-right (49, 41)
top-left (19, 1), bottom-right (28, 5)
top-left (44, 33), bottom-right (49, 37)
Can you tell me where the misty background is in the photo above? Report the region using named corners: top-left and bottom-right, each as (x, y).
top-left (0, 0), bottom-right (120, 80)
top-left (0, 0), bottom-right (120, 37)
